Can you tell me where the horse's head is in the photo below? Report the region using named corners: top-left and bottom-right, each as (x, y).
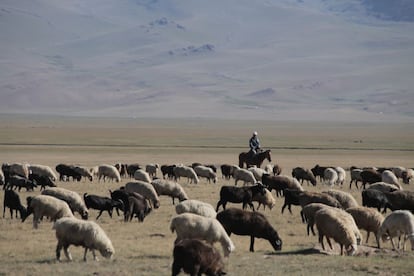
top-left (266, 150), bottom-right (272, 162)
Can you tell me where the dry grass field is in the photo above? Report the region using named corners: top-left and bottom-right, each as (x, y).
top-left (0, 115), bottom-right (413, 276)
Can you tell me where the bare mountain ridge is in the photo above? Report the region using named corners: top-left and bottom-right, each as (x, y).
top-left (0, 0), bottom-right (413, 121)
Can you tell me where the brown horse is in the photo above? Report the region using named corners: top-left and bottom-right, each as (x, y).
top-left (238, 149), bottom-right (271, 168)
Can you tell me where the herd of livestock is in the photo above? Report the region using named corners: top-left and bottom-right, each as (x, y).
top-left (1, 161), bottom-right (414, 275)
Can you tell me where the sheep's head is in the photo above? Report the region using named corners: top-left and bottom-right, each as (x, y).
top-left (346, 244), bottom-right (357, 256)
top-left (99, 247), bottom-right (114, 259)
top-left (81, 210), bottom-right (89, 220)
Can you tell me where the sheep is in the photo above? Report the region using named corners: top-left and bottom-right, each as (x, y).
top-left (301, 203), bottom-right (332, 236)
top-left (24, 195), bottom-right (74, 229)
top-left (314, 208), bottom-right (358, 255)
top-left (73, 166), bottom-right (93, 181)
top-left (384, 190), bottom-right (414, 212)
top-left (233, 166), bottom-right (256, 186)
top-left (172, 239), bottom-right (226, 276)
top-left (291, 167), bottom-right (316, 186)
top-left (298, 191), bottom-right (342, 222)
top-left (346, 206), bottom-right (384, 248)
top-left (0, 168), bottom-right (5, 187)
top-left (55, 164), bottom-right (82, 182)
top-left (378, 210), bottom-right (414, 251)
top-left (216, 183), bottom-right (266, 212)
top-left (216, 208), bottom-right (282, 252)
top-left (335, 167), bottom-right (346, 186)
top-left (361, 168), bottom-right (382, 189)
top-left (9, 163), bottom-right (29, 179)
top-left (175, 199), bottom-right (217, 218)
top-left (392, 166), bottom-right (407, 182)
top-left (83, 193), bottom-right (124, 220)
top-left (54, 217), bottom-right (114, 261)
top-left (402, 169), bottom-right (414, 185)
top-left (361, 189), bottom-right (391, 213)
top-left (114, 163), bottom-right (128, 178)
top-left (41, 187), bottom-right (89, 219)
top-left (133, 169), bottom-right (152, 183)
top-left (161, 164), bottom-right (176, 179)
top-left (381, 170), bottom-right (402, 190)
top-left (126, 163), bottom-right (141, 178)
top-left (272, 164), bottom-right (282, 176)
top-left (128, 195), bottom-right (152, 222)
top-left (252, 187), bottom-right (276, 210)
top-left (349, 168), bottom-right (363, 189)
top-left (220, 164), bottom-right (235, 180)
top-left (173, 165), bottom-right (199, 184)
top-left (145, 163), bottom-right (159, 178)
top-left (7, 175), bottom-right (37, 191)
top-left (311, 164), bottom-right (329, 181)
top-left (194, 165), bottom-right (218, 183)
top-left (109, 188), bottom-right (130, 222)
top-left (281, 189), bottom-right (301, 214)
top-left (262, 174), bottom-right (303, 197)
top-left (3, 189), bottom-right (27, 219)
top-left (322, 189), bottom-right (358, 209)
top-left (124, 181), bottom-right (160, 209)
top-left (28, 164), bottom-right (57, 181)
top-left (151, 178), bottom-right (188, 205)
top-left (366, 182), bottom-right (400, 193)
top-left (98, 164), bottom-right (121, 182)
top-left (170, 213), bottom-right (235, 257)
top-left (29, 173), bottom-right (56, 191)
top-left (323, 168), bottom-right (338, 186)
top-left (248, 166), bottom-right (267, 182)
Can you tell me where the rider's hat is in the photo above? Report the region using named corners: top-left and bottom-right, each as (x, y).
top-left (253, 131), bottom-right (258, 136)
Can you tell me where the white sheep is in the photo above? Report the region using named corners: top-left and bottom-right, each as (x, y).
top-left (381, 170), bottom-right (402, 190)
top-left (175, 199), bottom-right (217, 218)
top-left (301, 203), bottom-right (332, 236)
top-left (125, 181), bottom-right (160, 209)
top-left (252, 187), bottom-right (276, 210)
top-left (378, 210), bottom-right (414, 251)
top-left (334, 167), bottom-right (346, 186)
top-left (314, 207), bottom-right (359, 255)
top-left (25, 195), bottom-right (74, 229)
top-left (173, 166), bottom-right (199, 184)
top-left (366, 182), bottom-right (400, 193)
top-left (145, 163), bottom-right (159, 178)
top-left (134, 169), bottom-right (152, 183)
top-left (322, 189), bottom-right (358, 209)
top-left (194, 165), bottom-right (218, 183)
top-left (264, 164), bottom-right (274, 175)
top-left (248, 166), bottom-right (267, 182)
top-left (97, 164), bottom-right (121, 182)
top-left (41, 187), bottom-right (89, 219)
top-left (9, 163), bottom-right (29, 179)
top-left (28, 164), bottom-right (57, 181)
top-left (323, 168), bottom-right (338, 186)
top-left (349, 168), bottom-right (363, 189)
top-left (170, 213), bottom-right (235, 257)
top-left (392, 166), bottom-right (407, 180)
top-left (233, 166), bottom-right (256, 186)
top-left (346, 206), bottom-right (384, 248)
top-left (54, 217), bottom-right (114, 261)
top-left (151, 178), bottom-right (189, 204)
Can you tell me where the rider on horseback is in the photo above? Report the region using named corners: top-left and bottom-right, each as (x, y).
top-left (249, 131), bottom-right (261, 158)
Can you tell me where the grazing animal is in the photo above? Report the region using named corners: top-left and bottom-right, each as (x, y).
top-left (323, 168), bottom-right (338, 186)
top-left (175, 199), bottom-right (217, 218)
top-left (238, 149), bottom-right (271, 168)
top-left (216, 208), bottom-right (282, 252)
top-left (128, 195), bottom-right (152, 222)
top-left (216, 183), bottom-right (266, 211)
top-left (378, 210), bottom-right (414, 251)
top-left (233, 166), bottom-right (256, 186)
top-left (381, 170), bottom-right (402, 190)
top-left (73, 166), bottom-right (94, 181)
top-left (194, 165), bottom-right (218, 183)
top-left (220, 164), bottom-right (237, 180)
top-left (291, 167), bottom-right (316, 186)
top-left (98, 164), bottom-right (121, 182)
top-left (83, 193), bottom-right (123, 220)
top-left (41, 187), bottom-right (89, 219)
top-left (161, 164), bottom-right (176, 179)
top-left (383, 190), bottom-right (414, 212)
top-left (124, 181), bottom-right (161, 209)
top-left (151, 178), bottom-right (189, 204)
top-left (335, 167), bottom-right (346, 186)
top-left (55, 164), bottom-right (82, 182)
top-left (361, 169), bottom-right (382, 189)
top-left (126, 164), bottom-right (141, 178)
top-left (172, 239), bottom-right (226, 276)
top-left (28, 164), bottom-right (57, 181)
top-left (349, 168), bottom-right (363, 189)
top-left (54, 217), bottom-right (114, 261)
top-left (29, 173), bottom-right (56, 191)
top-left (322, 189), bottom-right (358, 209)
top-left (361, 189), bottom-right (391, 213)
top-left (145, 163), bottom-right (159, 178)
top-left (7, 175), bottom-right (37, 191)
top-left (262, 174), bottom-right (303, 197)
top-left (3, 189), bottom-right (27, 219)
top-left (109, 189), bottom-right (130, 222)
top-left (311, 165), bottom-right (329, 181)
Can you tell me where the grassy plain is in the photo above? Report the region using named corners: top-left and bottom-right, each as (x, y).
top-left (0, 115), bottom-right (413, 276)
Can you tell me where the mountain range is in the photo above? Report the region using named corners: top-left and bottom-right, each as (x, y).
top-left (1, 0), bottom-right (413, 121)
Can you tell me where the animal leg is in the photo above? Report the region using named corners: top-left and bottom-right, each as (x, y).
top-left (96, 210), bottom-right (103, 220)
top-left (319, 233), bottom-right (325, 250)
top-left (171, 261), bottom-right (181, 276)
top-left (326, 237), bottom-right (333, 250)
top-left (250, 236), bottom-right (255, 252)
top-left (56, 242), bottom-right (63, 261)
top-left (63, 245), bottom-right (72, 261)
top-left (83, 248), bottom-right (88, 262)
top-left (366, 231), bottom-right (370, 244)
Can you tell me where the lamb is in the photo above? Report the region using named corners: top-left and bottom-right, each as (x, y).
top-left (175, 199), bottom-right (217, 218)
top-left (323, 168), bottom-right (338, 186)
top-left (98, 164), bottom-right (121, 182)
top-left (73, 166), bottom-right (93, 181)
top-left (9, 163), bottom-right (29, 179)
top-left (3, 189), bottom-right (27, 219)
top-left (335, 167), bottom-right (346, 186)
top-left (233, 166), bottom-right (256, 186)
top-left (322, 189), bottom-right (358, 209)
top-left (381, 170), bottom-right (402, 190)
top-left (24, 195), bottom-right (74, 229)
top-left (7, 175), bottom-right (37, 191)
top-left (173, 165), bottom-right (199, 184)
top-left (262, 174), bottom-right (304, 197)
top-left (360, 168), bottom-right (382, 189)
top-left (216, 183), bottom-right (266, 211)
top-left (194, 165), bottom-right (218, 183)
top-left (41, 187), bottom-right (89, 219)
top-left (145, 163), bottom-right (159, 178)
top-left (349, 168), bottom-right (363, 189)
top-left (314, 208), bottom-right (358, 255)
top-left (151, 178), bottom-right (188, 205)
top-left (170, 213), bottom-right (235, 257)
top-left (366, 182), bottom-right (400, 193)
top-left (291, 167), bottom-right (316, 186)
top-left (383, 190), bottom-right (414, 212)
top-left (361, 189), bottom-right (391, 213)
top-left (83, 193), bottom-right (124, 220)
top-left (378, 210), bottom-right (414, 251)
top-left (128, 195), bottom-right (152, 222)
top-left (124, 181), bottom-right (160, 209)
top-left (346, 206), bottom-right (384, 248)
top-left (172, 239), bottom-right (226, 276)
top-left (216, 208), bottom-right (282, 252)
top-left (28, 164), bottom-right (57, 181)
top-left (54, 217), bottom-right (114, 261)
top-left (252, 187), bottom-right (276, 210)
top-left (134, 169), bottom-right (152, 183)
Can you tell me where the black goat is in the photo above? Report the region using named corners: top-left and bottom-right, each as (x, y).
top-left (83, 193), bottom-right (124, 220)
top-left (216, 183), bottom-right (266, 212)
top-left (3, 189), bottom-right (27, 219)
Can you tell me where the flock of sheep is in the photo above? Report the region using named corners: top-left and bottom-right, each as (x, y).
top-left (1, 161), bottom-right (414, 275)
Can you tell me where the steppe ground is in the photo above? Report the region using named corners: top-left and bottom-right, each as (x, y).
top-left (0, 115), bottom-right (413, 276)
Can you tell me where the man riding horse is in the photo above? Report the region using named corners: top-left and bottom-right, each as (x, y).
top-left (249, 131), bottom-right (261, 158)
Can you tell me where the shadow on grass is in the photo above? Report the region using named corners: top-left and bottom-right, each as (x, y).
top-left (266, 247), bottom-right (330, 256)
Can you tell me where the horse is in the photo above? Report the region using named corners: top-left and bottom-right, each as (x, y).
top-left (238, 149), bottom-right (271, 168)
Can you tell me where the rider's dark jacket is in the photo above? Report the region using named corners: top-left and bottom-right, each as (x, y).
top-left (249, 136), bottom-right (260, 153)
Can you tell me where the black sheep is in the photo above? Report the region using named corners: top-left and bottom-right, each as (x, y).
top-left (361, 189), bottom-right (391, 213)
top-left (109, 188), bottom-right (130, 222)
top-left (83, 193), bottom-right (124, 220)
top-left (7, 175), bottom-right (37, 191)
top-left (55, 164), bottom-right (82, 182)
top-left (216, 208), bottom-right (282, 252)
top-left (3, 189), bottom-right (27, 219)
top-left (29, 173), bottom-right (56, 191)
top-left (216, 183), bottom-right (266, 212)
top-left (128, 194), bottom-right (152, 222)
top-left (360, 169), bottom-right (382, 189)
